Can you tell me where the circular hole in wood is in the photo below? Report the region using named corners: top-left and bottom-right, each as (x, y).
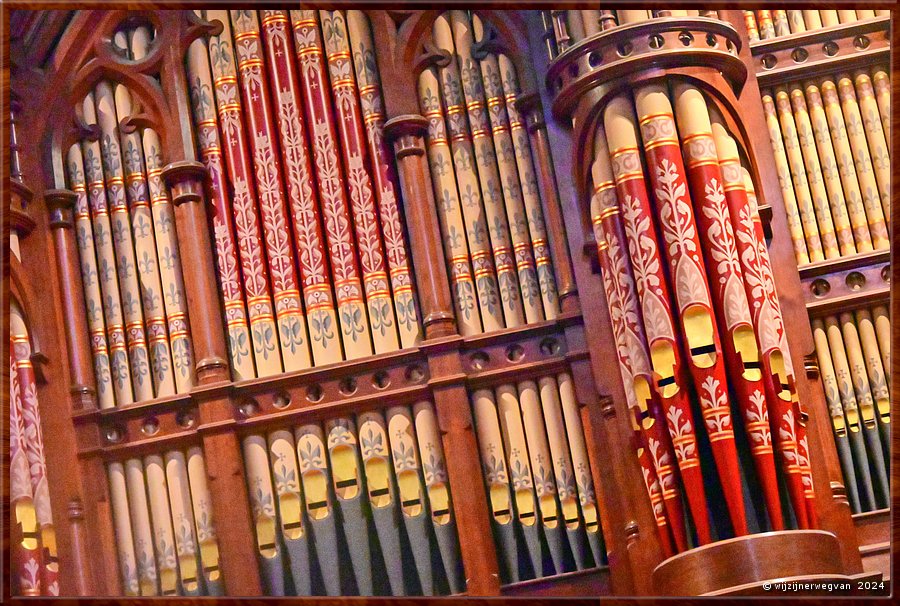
top-left (238, 398), bottom-right (259, 418)
top-left (810, 278), bottom-right (831, 298)
top-left (678, 31), bottom-right (694, 46)
top-left (372, 371), bottom-right (391, 390)
top-left (761, 54), bottom-right (777, 69)
top-left (506, 344), bottom-right (525, 363)
top-left (339, 377), bottom-right (357, 396)
top-left (726, 39), bottom-right (735, 54)
top-left (105, 425), bottom-right (124, 444)
top-left (588, 51), bottom-right (602, 67)
top-left (648, 34), bottom-right (664, 49)
top-left (306, 384), bottom-right (324, 403)
top-left (845, 271), bottom-right (866, 291)
top-left (706, 33), bottom-right (718, 48)
top-left (273, 391), bottom-right (291, 409)
top-left (405, 364), bottom-right (426, 383)
top-left (539, 337), bottom-right (562, 356)
top-left (881, 265), bottom-right (890, 283)
top-left (854, 35), bottom-right (870, 50)
top-left (470, 351), bottom-right (490, 370)
top-left (616, 41), bottom-right (633, 57)
top-left (176, 410), bottom-right (195, 429)
top-left (791, 47), bottom-right (809, 63)
top-left (142, 417), bottom-right (160, 436)
top-left (823, 41), bottom-right (839, 56)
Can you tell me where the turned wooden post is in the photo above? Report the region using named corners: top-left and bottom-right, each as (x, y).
top-left (518, 95), bottom-right (579, 313)
top-left (42, 188), bottom-right (96, 410)
top-left (66, 498), bottom-right (92, 595)
top-left (384, 116), bottom-right (457, 340)
top-left (161, 161), bottom-right (229, 385)
top-left (426, 345), bottom-right (502, 596)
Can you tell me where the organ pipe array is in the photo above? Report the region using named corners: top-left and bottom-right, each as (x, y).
top-left (470, 371), bottom-right (605, 582)
top-left (760, 69), bottom-right (891, 265)
top-left (189, 9), bottom-right (422, 379)
top-left (11, 306), bottom-right (60, 596)
top-left (107, 448), bottom-right (224, 596)
top-left (66, 27), bottom-right (196, 407)
top-left (241, 401), bottom-right (463, 595)
top-left (745, 10), bottom-right (888, 41)
top-left (813, 307), bottom-right (891, 514)
top-left (544, 9), bottom-right (822, 550)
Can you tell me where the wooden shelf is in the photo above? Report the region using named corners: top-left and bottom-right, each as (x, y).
top-left (77, 313), bottom-right (588, 456)
top-left (501, 566), bottom-right (611, 596)
top-left (853, 508), bottom-right (890, 581)
top-left (800, 250), bottom-right (890, 316)
top-left (752, 17), bottom-right (889, 88)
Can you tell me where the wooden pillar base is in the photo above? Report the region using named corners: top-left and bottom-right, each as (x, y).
top-left (652, 530), bottom-right (849, 595)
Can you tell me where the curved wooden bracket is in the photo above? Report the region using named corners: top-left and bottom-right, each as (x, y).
top-left (182, 10), bottom-right (223, 54)
top-left (413, 41), bottom-right (450, 74)
top-left (118, 112), bottom-right (154, 135)
top-left (470, 20), bottom-right (505, 60)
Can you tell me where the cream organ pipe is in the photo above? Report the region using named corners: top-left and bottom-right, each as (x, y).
top-left (470, 388), bottom-right (518, 582)
top-left (384, 407), bottom-right (433, 595)
top-left (185, 448), bottom-right (224, 595)
top-left (871, 67), bottom-right (890, 143)
top-left (872, 306), bottom-right (890, 388)
top-left (124, 458), bottom-right (159, 595)
top-left (557, 373), bottom-right (604, 564)
top-left (326, 417), bottom-right (375, 595)
top-left (268, 430), bottom-right (312, 595)
top-left (412, 401), bottom-right (464, 593)
top-left (855, 309), bottom-right (889, 459)
top-left (143, 456), bottom-right (179, 595)
top-left (164, 451), bottom-right (203, 596)
top-left (852, 71), bottom-right (890, 222)
top-left (242, 435), bottom-right (285, 596)
top-left (360, 410), bottom-right (408, 595)
top-left (812, 319), bottom-right (860, 513)
top-left (108, 462), bottom-right (140, 596)
top-left (294, 424), bottom-right (340, 595)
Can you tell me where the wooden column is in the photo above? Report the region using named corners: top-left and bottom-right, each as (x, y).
top-left (426, 343), bottom-right (501, 595)
top-left (384, 116), bottom-right (457, 340)
top-left (162, 160), bottom-right (260, 595)
top-left (42, 189), bottom-right (95, 410)
top-left (161, 161), bottom-right (229, 385)
top-left (518, 95), bottom-right (579, 314)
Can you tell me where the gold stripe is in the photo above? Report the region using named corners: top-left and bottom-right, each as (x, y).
top-left (331, 78), bottom-right (355, 88)
top-left (358, 84), bottom-right (378, 96)
top-left (491, 124), bottom-right (510, 135)
top-left (598, 206), bottom-right (620, 220)
top-left (213, 75), bottom-right (238, 85)
top-left (642, 138), bottom-right (678, 151)
top-left (233, 31), bottom-right (261, 42)
top-left (638, 111), bottom-right (673, 124)
top-left (611, 146), bottom-right (640, 158)
top-left (238, 59), bottom-right (264, 69)
top-left (593, 179), bottom-right (615, 192)
top-left (614, 171), bottom-right (645, 182)
top-left (261, 13), bottom-right (288, 25)
top-left (296, 47), bottom-right (322, 58)
top-left (249, 314), bottom-right (276, 323)
top-left (107, 176), bottom-right (125, 186)
top-left (328, 50), bottom-right (351, 61)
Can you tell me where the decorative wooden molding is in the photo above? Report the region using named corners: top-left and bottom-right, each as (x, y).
top-left (751, 16), bottom-right (890, 88)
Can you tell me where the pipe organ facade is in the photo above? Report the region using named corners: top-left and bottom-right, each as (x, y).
top-left (6, 6), bottom-right (892, 597)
